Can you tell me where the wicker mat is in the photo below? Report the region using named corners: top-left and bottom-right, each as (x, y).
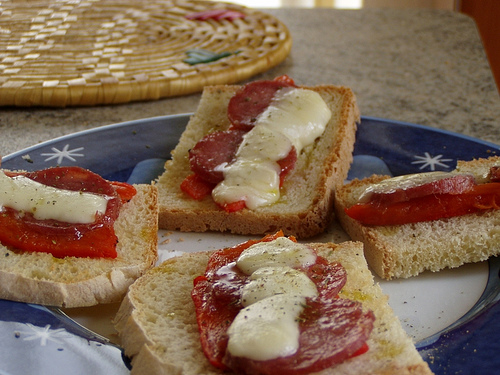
top-left (0, 0), bottom-right (292, 107)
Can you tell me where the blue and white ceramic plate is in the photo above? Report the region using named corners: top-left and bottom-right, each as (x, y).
top-left (1, 115), bottom-right (499, 375)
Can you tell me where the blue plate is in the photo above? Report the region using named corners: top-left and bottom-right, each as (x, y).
top-left (1, 115), bottom-right (499, 375)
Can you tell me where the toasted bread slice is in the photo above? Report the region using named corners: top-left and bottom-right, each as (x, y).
top-left (334, 156), bottom-right (500, 279)
top-left (0, 184), bottom-right (158, 308)
top-left (156, 83), bottom-right (360, 239)
top-left (114, 241), bottom-right (432, 375)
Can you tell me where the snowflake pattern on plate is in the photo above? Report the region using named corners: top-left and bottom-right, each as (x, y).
top-left (411, 152), bottom-right (453, 171)
top-left (19, 323), bottom-right (70, 346)
top-left (41, 144), bottom-right (84, 164)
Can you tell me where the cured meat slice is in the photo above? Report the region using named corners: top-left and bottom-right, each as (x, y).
top-left (182, 76), bottom-right (299, 209)
top-left (491, 166), bottom-right (500, 182)
top-left (189, 129), bottom-right (246, 184)
top-left (346, 182), bottom-right (500, 226)
top-left (223, 298), bottom-right (375, 375)
top-left (358, 172), bottom-right (476, 204)
top-left (192, 232), bottom-right (284, 368)
top-left (191, 234), bottom-right (374, 374)
top-left (227, 76), bottom-right (296, 131)
top-left (277, 146), bottom-right (297, 186)
top-left (0, 166), bottom-right (135, 258)
top-left (187, 128), bottom-right (297, 187)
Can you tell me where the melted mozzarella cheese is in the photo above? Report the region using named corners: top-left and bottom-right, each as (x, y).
top-left (0, 171), bottom-right (110, 223)
top-left (212, 159), bottom-right (281, 209)
top-left (212, 87), bottom-right (331, 209)
top-left (241, 266), bottom-right (318, 307)
top-left (227, 294), bottom-right (306, 361)
top-left (236, 237), bottom-right (317, 275)
top-left (256, 87), bottom-right (332, 154)
top-left (358, 171), bottom-right (453, 203)
top-left (235, 125), bottom-right (293, 161)
top-left (226, 238), bottom-right (319, 361)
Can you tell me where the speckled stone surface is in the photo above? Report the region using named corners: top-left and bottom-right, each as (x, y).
top-left (1, 8), bottom-right (499, 157)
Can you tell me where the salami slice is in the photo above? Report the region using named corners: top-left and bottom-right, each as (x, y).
top-left (277, 146), bottom-right (297, 186)
top-left (306, 256), bottom-right (346, 300)
top-left (346, 182), bottom-right (500, 226)
top-left (189, 129), bottom-right (246, 184)
top-left (359, 172), bottom-right (477, 205)
top-left (20, 166), bottom-right (117, 196)
top-left (227, 76), bottom-right (296, 131)
top-left (182, 76), bottom-right (299, 208)
top-left (0, 166), bottom-right (133, 258)
top-left (192, 233), bottom-right (288, 369)
top-left (223, 298), bottom-right (375, 375)
top-left (191, 234), bottom-right (374, 374)
top-left (491, 166), bottom-right (500, 182)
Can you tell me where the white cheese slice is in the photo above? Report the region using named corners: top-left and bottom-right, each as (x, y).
top-left (227, 294), bottom-right (306, 361)
top-left (241, 266), bottom-right (318, 307)
top-left (358, 171), bottom-right (453, 203)
top-left (212, 87), bottom-right (331, 209)
top-left (257, 87), bottom-right (332, 154)
top-left (0, 170), bottom-right (110, 224)
top-left (236, 237), bottom-right (317, 275)
top-left (212, 159), bottom-right (281, 209)
top-left (235, 125), bottom-right (293, 161)
top-left (358, 171), bottom-right (476, 203)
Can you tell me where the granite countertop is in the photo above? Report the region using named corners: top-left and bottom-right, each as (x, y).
top-left (1, 8), bottom-right (499, 157)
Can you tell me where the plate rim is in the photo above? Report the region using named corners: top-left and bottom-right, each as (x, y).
top-left (4, 114), bottom-right (499, 163)
top-left (1, 114), bottom-right (499, 374)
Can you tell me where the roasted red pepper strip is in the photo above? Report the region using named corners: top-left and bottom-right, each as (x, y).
top-left (345, 182), bottom-right (500, 226)
top-left (110, 181), bottom-right (137, 203)
top-left (180, 174), bottom-right (216, 200)
top-left (219, 200), bottom-right (246, 213)
top-left (0, 211), bottom-right (119, 258)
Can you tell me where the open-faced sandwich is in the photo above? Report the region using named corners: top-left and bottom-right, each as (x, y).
top-left (114, 231), bottom-right (433, 374)
top-left (0, 165), bottom-right (158, 307)
top-left (156, 75), bottom-right (360, 238)
top-left (335, 156), bottom-right (500, 279)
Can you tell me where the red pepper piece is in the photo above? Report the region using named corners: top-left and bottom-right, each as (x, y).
top-left (180, 174), bottom-right (216, 200)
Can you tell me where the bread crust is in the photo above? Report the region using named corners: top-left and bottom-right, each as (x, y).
top-left (0, 184), bottom-right (158, 308)
top-left (334, 156), bottom-right (500, 279)
top-left (157, 84), bottom-right (360, 239)
top-left (114, 241), bottom-right (433, 375)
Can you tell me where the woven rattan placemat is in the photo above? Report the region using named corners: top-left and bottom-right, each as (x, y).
top-left (0, 0), bottom-right (292, 107)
